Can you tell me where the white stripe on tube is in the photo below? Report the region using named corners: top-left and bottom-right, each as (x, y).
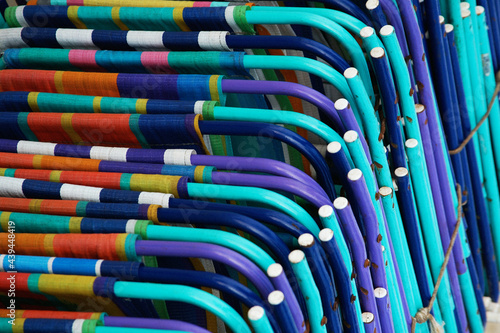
top-left (126, 220), bottom-right (138, 234)
top-left (0, 177), bottom-right (26, 197)
top-left (90, 146), bottom-right (129, 162)
top-left (126, 31), bottom-right (166, 51)
top-left (59, 183), bottom-right (102, 201)
top-left (137, 192), bottom-right (172, 207)
top-left (95, 259), bottom-right (104, 277)
top-left (15, 6), bottom-right (29, 27)
top-left (17, 141), bottom-right (57, 156)
top-left (56, 29), bottom-right (97, 49)
top-left (47, 257), bottom-right (55, 274)
top-left (0, 28), bottom-right (29, 52)
top-left (194, 101), bottom-right (205, 115)
top-left (225, 7), bottom-right (242, 33)
top-left (163, 149), bottom-right (195, 165)
top-left (72, 319), bottom-right (85, 333)
top-left (0, 255), bottom-right (5, 272)
top-left (198, 31), bottom-right (231, 51)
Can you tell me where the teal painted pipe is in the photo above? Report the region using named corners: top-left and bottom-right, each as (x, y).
top-left (462, 9), bottom-right (500, 272)
top-left (342, 130), bottom-right (403, 276)
top-left (304, 8), bottom-right (384, 50)
top-left (343, 130), bottom-right (380, 202)
top-left (318, 205), bottom-right (351, 270)
top-left (242, 55), bottom-right (364, 128)
top-left (448, 0), bottom-right (484, 178)
top-left (379, 186), bottom-right (427, 333)
top-left (475, 8), bottom-right (500, 256)
top-left (476, 5), bottom-right (500, 179)
top-left (463, 8), bottom-right (491, 172)
top-left (318, 204), bottom-right (366, 331)
top-left (343, 68), bottom-right (389, 188)
top-left (289, 250), bottom-right (326, 333)
top-left (186, 183), bottom-right (320, 235)
top-left (318, 204), bottom-right (366, 332)
top-left (359, 26), bottom-right (385, 54)
top-left (459, 258), bottom-right (484, 333)
top-left (330, 136), bottom-right (398, 291)
top-left (405, 138), bottom-right (458, 331)
top-left (466, 0), bottom-right (482, 77)
top-left (247, 8), bottom-right (374, 104)
top-left (113, 282), bottom-right (251, 333)
top-left (379, 26), bottom-right (422, 143)
top-left (380, 26), bottom-right (471, 315)
top-left (318, 227), bottom-right (365, 333)
top-left (343, 68), bottom-right (410, 333)
top-left (146, 225), bottom-right (274, 271)
top-left (248, 306), bottom-right (274, 333)
top-left (377, 26), bottom-right (467, 277)
top-left (254, 6), bottom-right (384, 50)
top-left (210, 105), bottom-right (354, 166)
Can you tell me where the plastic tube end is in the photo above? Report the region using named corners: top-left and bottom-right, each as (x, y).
top-left (347, 168), bottom-right (363, 181)
top-left (360, 26), bottom-right (375, 38)
top-left (415, 104), bottom-right (425, 114)
top-left (268, 290), bottom-right (285, 305)
top-left (405, 139), bottom-right (419, 149)
top-left (248, 306), bottom-right (265, 321)
top-left (370, 47), bottom-right (385, 59)
top-left (344, 67), bottom-right (359, 79)
top-left (374, 287), bottom-right (388, 298)
top-left (365, 0), bottom-right (380, 10)
top-left (343, 130), bottom-right (359, 143)
top-left (333, 197), bottom-right (349, 210)
top-left (394, 167), bottom-right (409, 178)
top-left (362, 312), bottom-right (375, 324)
top-left (334, 98), bottom-right (349, 110)
top-left (327, 141), bottom-right (342, 154)
top-left (380, 25), bottom-right (394, 36)
top-left (318, 205), bottom-right (334, 218)
top-left (288, 249), bottom-right (305, 264)
top-left (298, 233), bottom-right (315, 248)
top-left (379, 187), bottom-right (392, 197)
top-left (319, 228), bottom-right (334, 242)
top-left (267, 263), bottom-right (283, 278)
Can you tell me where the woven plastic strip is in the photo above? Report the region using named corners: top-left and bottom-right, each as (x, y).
top-left (0, 112), bottom-right (206, 151)
top-left (0, 197), bottom-right (159, 221)
top-left (0, 272), bottom-right (119, 299)
top-left (1, 255), bottom-right (142, 279)
top-left (27, 0), bottom-right (252, 7)
top-left (0, 233), bottom-right (139, 261)
top-left (5, 6), bottom-right (254, 33)
top-left (0, 139), bottom-right (197, 165)
top-left (0, 152), bottom-right (214, 183)
top-left (0, 28), bottom-right (233, 52)
top-left (0, 318), bottom-right (102, 332)
top-left (0, 211), bottom-right (151, 238)
top-left (0, 309), bottom-right (105, 320)
top-left (0, 70), bottom-right (226, 105)
top-left (0, 175), bottom-right (175, 204)
top-left (1, 49), bottom-right (248, 75)
top-left (0, 168), bottom-right (183, 196)
top-left (0, 92), bottom-right (219, 115)
top-left (29, 0), bottom-right (211, 6)
top-left (0, 273), bottom-right (248, 332)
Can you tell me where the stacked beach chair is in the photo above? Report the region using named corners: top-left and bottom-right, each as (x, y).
top-left (1, 0), bottom-right (500, 332)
